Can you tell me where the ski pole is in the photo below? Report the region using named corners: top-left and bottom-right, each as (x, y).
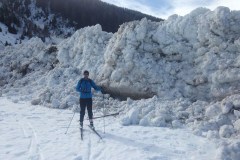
top-left (65, 112), bottom-right (75, 134)
top-left (103, 94), bottom-right (106, 134)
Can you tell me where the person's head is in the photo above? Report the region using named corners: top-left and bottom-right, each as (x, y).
top-left (83, 70), bottom-right (89, 78)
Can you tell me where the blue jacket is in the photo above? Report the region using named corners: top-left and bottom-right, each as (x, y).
top-left (76, 78), bottom-right (101, 98)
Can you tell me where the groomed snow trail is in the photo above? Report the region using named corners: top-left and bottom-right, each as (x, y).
top-left (0, 97), bottom-right (218, 160)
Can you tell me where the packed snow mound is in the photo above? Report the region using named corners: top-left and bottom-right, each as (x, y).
top-left (0, 6), bottom-right (239, 105)
top-left (0, 38), bottom-right (49, 87)
top-left (57, 24), bottom-right (112, 74)
top-left (100, 7), bottom-right (240, 101)
top-left (1, 25), bottom-right (112, 108)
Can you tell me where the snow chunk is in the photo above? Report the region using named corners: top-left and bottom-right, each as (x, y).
top-left (205, 104), bottom-right (222, 118)
top-left (150, 116), bottom-right (167, 127)
top-left (234, 119), bottom-right (240, 131)
top-left (234, 110), bottom-right (240, 119)
top-left (206, 130), bottom-right (219, 139)
top-left (172, 120), bottom-right (183, 128)
top-left (51, 98), bottom-right (60, 108)
top-left (219, 125), bottom-right (235, 138)
top-left (221, 102), bottom-right (234, 114)
top-left (121, 107), bottom-right (140, 125)
top-left (31, 98), bottom-right (41, 105)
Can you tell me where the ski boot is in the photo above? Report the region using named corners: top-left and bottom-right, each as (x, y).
top-left (80, 122), bottom-right (83, 129)
top-left (90, 122), bottom-right (95, 130)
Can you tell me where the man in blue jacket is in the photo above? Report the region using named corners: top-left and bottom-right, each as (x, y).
top-left (76, 70), bottom-right (102, 129)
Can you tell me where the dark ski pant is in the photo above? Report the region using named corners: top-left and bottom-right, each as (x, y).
top-left (79, 98), bottom-right (93, 123)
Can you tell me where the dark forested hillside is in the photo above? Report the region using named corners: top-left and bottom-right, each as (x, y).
top-left (37, 0), bottom-right (162, 32)
top-left (0, 0), bottom-right (162, 44)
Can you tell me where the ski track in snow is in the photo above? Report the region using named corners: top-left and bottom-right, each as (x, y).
top-left (0, 97), bottom-right (218, 160)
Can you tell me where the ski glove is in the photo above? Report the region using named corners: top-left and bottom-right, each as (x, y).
top-left (101, 86), bottom-right (107, 94)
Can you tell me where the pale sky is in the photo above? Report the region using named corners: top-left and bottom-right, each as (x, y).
top-left (101, 0), bottom-right (240, 19)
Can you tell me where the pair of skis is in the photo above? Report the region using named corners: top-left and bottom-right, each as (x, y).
top-left (80, 125), bottom-right (102, 140)
top-left (80, 112), bottom-right (119, 140)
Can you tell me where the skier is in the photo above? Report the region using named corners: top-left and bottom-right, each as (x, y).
top-left (76, 70), bottom-right (102, 129)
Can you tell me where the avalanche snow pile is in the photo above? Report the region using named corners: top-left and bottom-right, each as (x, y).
top-left (101, 7), bottom-right (240, 102)
top-left (1, 6), bottom-right (240, 159)
top-left (0, 25), bottom-right (112, 108)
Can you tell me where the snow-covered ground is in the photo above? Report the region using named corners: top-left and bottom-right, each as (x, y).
top-left (0, 97), bottom-right (218, 160)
